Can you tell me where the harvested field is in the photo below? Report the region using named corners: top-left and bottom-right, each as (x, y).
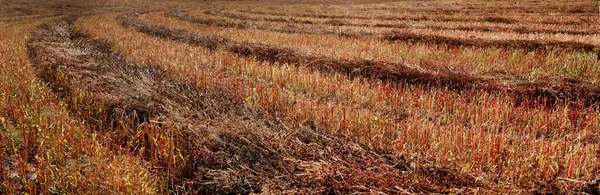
top-left (3, 0), bottom-right (600, 194)
top-left (126, 12), bottom-right (600, 105)
top-left (182, 10), bottom-right (600, 54)
top-left (163, 11), bottom-right (600, 84)
top-left (30, 18), bottom-right (474, 194)
top-left (213, 9), bottom-right (600, 36)
top-left (244, 7), bottom-right (600, 26)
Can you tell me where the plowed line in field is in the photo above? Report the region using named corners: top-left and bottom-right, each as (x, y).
top-left (27, 17), bottom-right (488, 194)
top-left (242, 9), bottom-right (598, 26)
top-left (128, 12), bottom-right (600, 106)
top-left (383, 32), bottom-right (598, 53)
top-left (212, 9), bottom-right (599, 35)
top-left (175, 10), bottom-right (600, 56)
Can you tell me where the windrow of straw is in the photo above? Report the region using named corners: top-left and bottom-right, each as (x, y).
top-left (183, 10), bottom-right (600, 55)
top-left (26, 17), bottom-right (484, 194)
top-left (214, 9), bottom-right (600, 35)
top-left (130, 12), bottom-right (600, 106)
top-left (84, 11), bottom-right (600, 193)
top-left (242, 8), bottom-right (599, 26)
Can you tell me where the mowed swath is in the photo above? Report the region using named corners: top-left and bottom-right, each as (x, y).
top-left (214, 9), bottom-right (600, 35)
top-left (30, 17), bottom-right (446, 194)
top-left (139, 11), bottom-right (600, 105)
top-left (2, 0), bottom-right (600, 194)
top-left (82, 12), bottom-right (499, 193)
top-left (173, 10), bottom-right (600, 84)
top-left (187, 9), bottom-right (600, 52)
top-left (116, 8), bottom-right (598, 192)
top-left (247, 1), bottom-right (599, 25)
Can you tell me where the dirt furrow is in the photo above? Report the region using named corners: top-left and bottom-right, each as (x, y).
top-left (26, 17), bottom-right (492, 194)
top-left (128, 12), bottom-right (600, 106)
top-left (213, 9), bottom-right (600, 36)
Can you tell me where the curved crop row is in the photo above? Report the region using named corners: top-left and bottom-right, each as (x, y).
top-left (183, 10), bottom-right (600, 58)
top-left (5, 1), bottom-right (597, 193)
top-left (266, 1), bottom-right (598, 17)
top-left (28, 17), bottom-right (458, 194)
top-left (72, 12), bottom-right (533, 193)
top-left (243, 7), bottom-right (600, 26)
top-left (121, 11), bottom-right (600, 193)
top-left (155, 11), bottom-right (600, 105)
top-left (383, 32), bottom-right (599, 54)
top-left (170, 10), bottom-right (600, 83)
top-left (73, 11), bottom-right (600, 193)
top-left (216, 9), bottom-right (599, 36)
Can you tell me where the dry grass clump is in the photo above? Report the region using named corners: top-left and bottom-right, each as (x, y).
top-left (74, 12), bottom-right (600, 193)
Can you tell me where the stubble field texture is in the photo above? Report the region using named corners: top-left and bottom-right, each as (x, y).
top-left (2, 0), bottom-right (600, 194)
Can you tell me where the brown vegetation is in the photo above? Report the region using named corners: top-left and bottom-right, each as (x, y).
top-left (133, 12), bottom-right (600, 106)
top-left (242, 8), bottom-right (599, 26)
top-left (25, 16), bottom-right (502, 194)
top-left (3, 0), bottom-right (600, 194)
top-left (214, 9), bottom-right (600, 35)
top-left (171, 11), bottom-right (600, 57)
top-left (384, 32), bottom-right (599, 54)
